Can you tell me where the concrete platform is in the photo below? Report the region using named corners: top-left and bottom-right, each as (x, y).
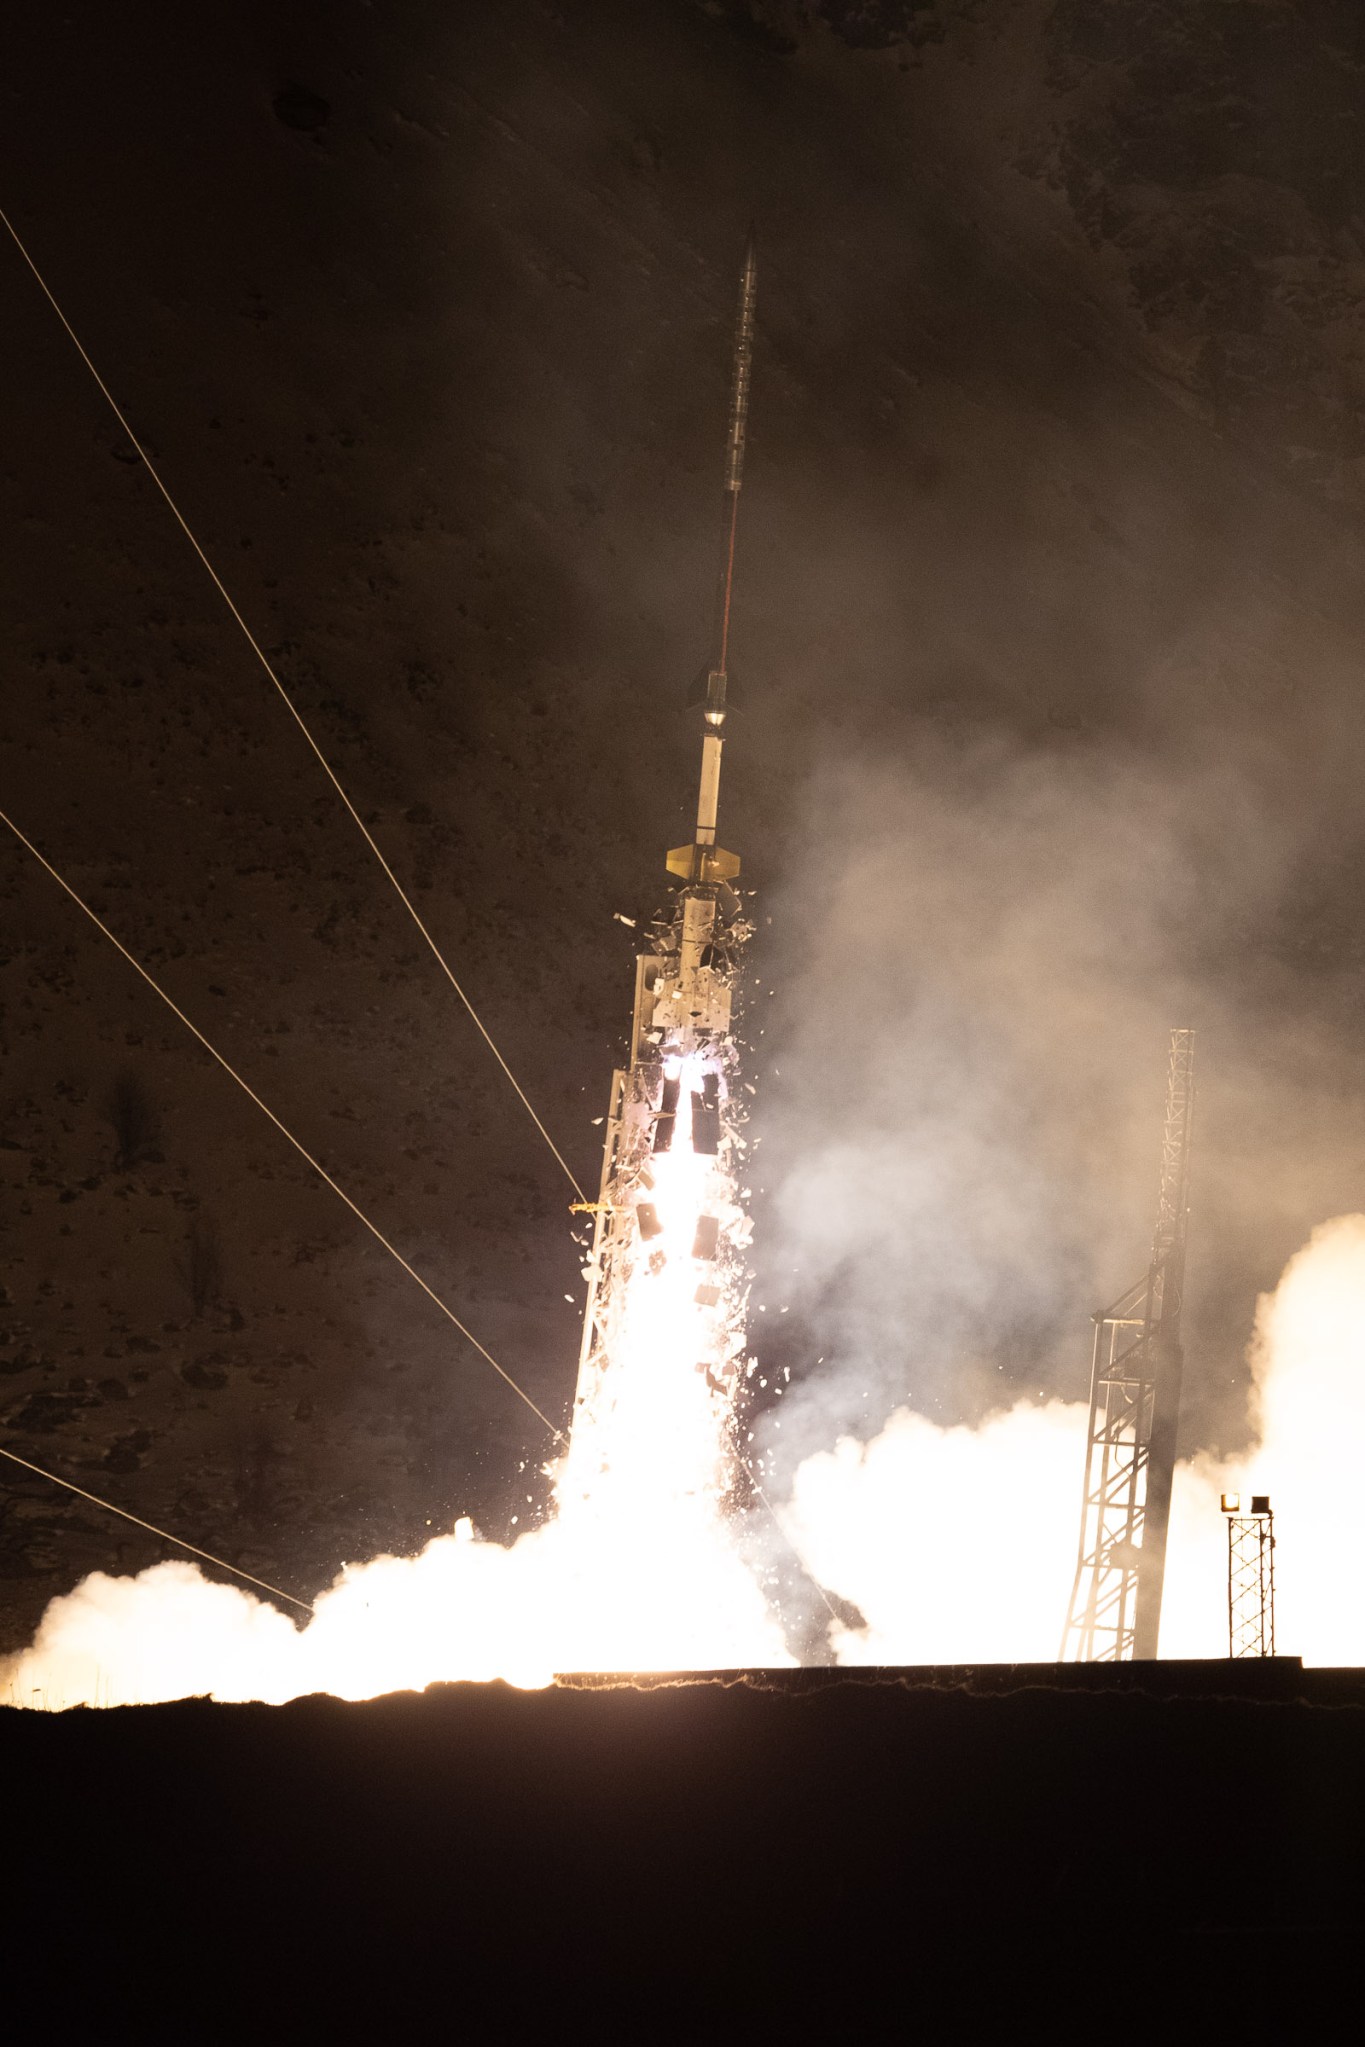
top-left (556, 1654), bottom-right (1331, 1700)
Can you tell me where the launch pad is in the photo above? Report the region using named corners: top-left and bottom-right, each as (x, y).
top-left (553, 1655), bottom-right (1322, 1701)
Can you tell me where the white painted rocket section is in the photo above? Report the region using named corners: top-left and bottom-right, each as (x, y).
top-left (696, 733), bottom-right (723, 844)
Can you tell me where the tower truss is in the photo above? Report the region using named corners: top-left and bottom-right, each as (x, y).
top-left (1060, 1028), bottom-right (1195, 1661)
top-left (1225, 1495), bottom-right (1276, 1658)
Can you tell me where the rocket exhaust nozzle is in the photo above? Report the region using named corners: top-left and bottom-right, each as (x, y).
top-left (687, 663), bottom-right (740, 726)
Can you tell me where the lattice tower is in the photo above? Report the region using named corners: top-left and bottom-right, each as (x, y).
top-left (1060, 1029), bottom-right (1195, 1661)
top-left (1227, 1500), bottom-right (1276, 1658)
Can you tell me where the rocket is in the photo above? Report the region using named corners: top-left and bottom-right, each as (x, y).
top-left (668, 226), bottom-right (755, 890)
top-left (571, 236), bottom-right (759, 1424)
top-left (651, 225), bottom-right (755, 1052)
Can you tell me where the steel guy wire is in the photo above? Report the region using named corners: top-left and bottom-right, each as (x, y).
top-left (0, 806), bottom-right (566, 1445)
top-left (0, 1444), bottom-right (314, 1614)
top-left (0, 201), bottom-right (585, 1204)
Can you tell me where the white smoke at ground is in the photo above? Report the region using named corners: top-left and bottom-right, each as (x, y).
top-left (778, 1214), bottom-right (1365, 1667)
top-left (738, 718), bottom-right (1365, 1663)
top-left (784, 1397), bottom-right (1089, 1663)
top-left (0, 1495), bottom-right (792, 1711)
top-left (1163, 1212), bottom-right (1365, 1665)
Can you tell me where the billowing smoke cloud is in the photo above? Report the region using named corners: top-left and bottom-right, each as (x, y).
top-left (776, 1213), bottom-right (1365, 1668)
top-left (750, 718), bottom-right (1362, 1480)
top-left (784, 1397), bottom-right (1088, 1664)
top-left (1, 1499), bottom-right (791, 1711)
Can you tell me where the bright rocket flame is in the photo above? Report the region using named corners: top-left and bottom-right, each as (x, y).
top-left (2, 1053), bottom-right (789, 1709)
top-left (563, 1058), bottom-right (738, 1519)
top-left (549, 1054), bottom-right (775, 1673)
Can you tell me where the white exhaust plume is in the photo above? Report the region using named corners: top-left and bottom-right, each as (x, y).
top-left (2, 1486), bottom-right (790, 1708)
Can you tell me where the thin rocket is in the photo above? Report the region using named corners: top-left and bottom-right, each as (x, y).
top-left (571, 235), bottom-right (759, 1426)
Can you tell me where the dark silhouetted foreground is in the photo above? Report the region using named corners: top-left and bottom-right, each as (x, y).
top-left (5, 1663), bottom-right (1356, 2019)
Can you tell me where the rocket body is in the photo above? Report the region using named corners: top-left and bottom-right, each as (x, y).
top-left (571, 238), bottom-right (758, 1434)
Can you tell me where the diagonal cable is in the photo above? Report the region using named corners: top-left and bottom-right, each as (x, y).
top-left (0, 807), bottom-right (566, 1445)
top-left (0, 1444), bottom-right (313, 1613)
top-left (0, 200), bottom-right (585, 1204)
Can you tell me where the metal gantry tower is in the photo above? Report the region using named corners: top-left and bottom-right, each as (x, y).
top-left (1223, 1493), bottom-right (1276, 1658)
top-left (1061, 1028), bottom-right (1195, 1661)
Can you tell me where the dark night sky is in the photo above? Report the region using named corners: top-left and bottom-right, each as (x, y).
top-left (7, 0), bottom-right (1365, 1643)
